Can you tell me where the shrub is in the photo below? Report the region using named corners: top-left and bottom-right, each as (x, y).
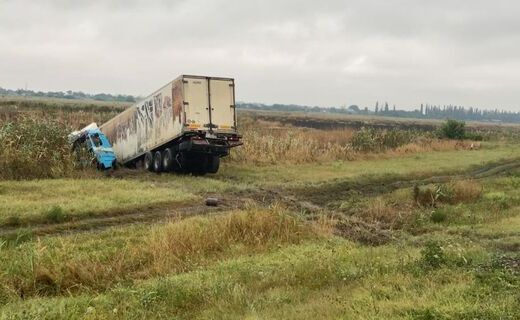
top-left (438, 119), bottom-right (466, 139)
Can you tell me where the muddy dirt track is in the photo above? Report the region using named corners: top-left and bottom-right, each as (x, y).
top-left (1, 158), bottom-right (519, 240)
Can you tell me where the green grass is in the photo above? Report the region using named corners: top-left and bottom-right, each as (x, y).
top-left (0, 172), bottom-right (518, 319)
top-left (0, 178), bottom-right (197, 226)
top-left (0, 237), bottom-right (517, 319)
top-left (0, 207), bottom-right (321, 301)
top-left (219, 142), bottom-right (520, 187)
top-left (1, 142), bottom-right (519, 227)
top-left (1, 139), bottom-right (519, 318)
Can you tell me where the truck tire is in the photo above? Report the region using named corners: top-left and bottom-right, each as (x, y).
top-left (207, 155), bottom-right (220, 174)
top-left (153, 151), bottom-right (163, 173)
top-left (162, 148), bottom-right (174, 172)
top-left (190, 156), bottom-right (208, 175)
top-left (144, 152), bottom-right (154, 171)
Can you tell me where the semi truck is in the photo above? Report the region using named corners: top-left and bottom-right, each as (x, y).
top-left (99, 75), bottom-right (242, 174)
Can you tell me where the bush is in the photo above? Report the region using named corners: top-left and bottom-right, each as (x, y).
top-left (0, 116), bottom-right (75, 179)
top-left (439, 119), bottom-right (466, 139)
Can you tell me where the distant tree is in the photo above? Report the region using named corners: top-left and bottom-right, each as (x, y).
top-left (348, 105), bottom-right (360, 112)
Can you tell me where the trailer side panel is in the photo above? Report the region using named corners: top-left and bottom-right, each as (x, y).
top-left (101, 82), bottom-right (183, 163)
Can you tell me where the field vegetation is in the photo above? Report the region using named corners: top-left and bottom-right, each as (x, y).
top-left (0, 97), bottom-right (518, 319)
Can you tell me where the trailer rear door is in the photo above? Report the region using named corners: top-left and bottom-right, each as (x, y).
top-left (183, 77), bottom-right (210, 130)
top-left (209, 79), bottom-right (235, 132)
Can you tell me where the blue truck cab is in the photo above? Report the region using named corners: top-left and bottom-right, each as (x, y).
top-left (70, 124), bottom-right (117, 170)
top-left (85, 128), bottom-right (117, 170)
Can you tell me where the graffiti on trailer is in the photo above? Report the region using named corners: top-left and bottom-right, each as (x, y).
top-left (153, 93), bottom-right (163, 118)
top-left (110, 91), bottom-right (176, 155)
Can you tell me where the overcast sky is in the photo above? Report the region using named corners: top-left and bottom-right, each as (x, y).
top-left (1, 0), bottom-right (519, 110)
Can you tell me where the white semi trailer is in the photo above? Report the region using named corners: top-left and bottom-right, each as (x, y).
top-left (100, 75), bottom-right (242, 174)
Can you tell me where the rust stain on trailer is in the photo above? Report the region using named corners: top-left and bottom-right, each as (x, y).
top-left (172, 79), bottom-right (183, 124)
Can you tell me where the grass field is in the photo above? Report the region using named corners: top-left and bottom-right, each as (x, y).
top-left (0, 98), bottom-right (518, 319)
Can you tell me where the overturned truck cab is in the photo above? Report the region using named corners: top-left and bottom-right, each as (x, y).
top-left (99, 75), bottom-right (242, 174)
top-left (69, 123), bottom-right (117, 170)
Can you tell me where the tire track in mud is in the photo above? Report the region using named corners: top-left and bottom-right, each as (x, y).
top-left (2, 158), bottom-right (519, 240)
top-left (292, 158), bottom-right (520, 206)
top-left (0, 197), bottom-right (246, 240)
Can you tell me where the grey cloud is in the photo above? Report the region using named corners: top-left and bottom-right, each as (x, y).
top-left (0, 0), bottom-right (519, 110)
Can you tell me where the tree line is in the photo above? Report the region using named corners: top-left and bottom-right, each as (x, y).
top-left (0, 87), bottom-right (136, 103)
top-left (2, 86), bottom-right (518, 123)
top-left (238, 101), bottom-right (520, 123)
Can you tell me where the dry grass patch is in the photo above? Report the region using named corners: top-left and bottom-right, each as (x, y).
top-left (230, 119), bottom-right (481, 165)
top-left (414, 180), bottom-right (483, 207)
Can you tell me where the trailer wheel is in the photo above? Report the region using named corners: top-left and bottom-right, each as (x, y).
top-left (144, 152), bottom-right (154, 171)
top-left (206, 155), bottom-right (220, 174)
top-left (162, 148), bottom-right (174, 172)
top-left (190, 156), bottom-right (208, 175)
top-left (153, 151), bottom-right (163, 173)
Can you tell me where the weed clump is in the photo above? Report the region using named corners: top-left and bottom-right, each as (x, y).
top-left (430, 210), bottom-right (447, 223)
top-left (420, 241), bottom-right (445, 269)
top-left (45, 206), bottom-right (65, 223)
top-left (350, 127), bottom-right (417, 152)
top-left (413, 180), bottom-right (482, 207)
top-left (13, 228), bottom-right (33, 246)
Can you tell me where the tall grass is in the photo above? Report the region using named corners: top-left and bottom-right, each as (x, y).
top-left (0, 207), bottom-right (323, 299)
top-left (230, 119), bottom-right (477, 165)
top-left (0, 116), bottom-right (75, 180)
